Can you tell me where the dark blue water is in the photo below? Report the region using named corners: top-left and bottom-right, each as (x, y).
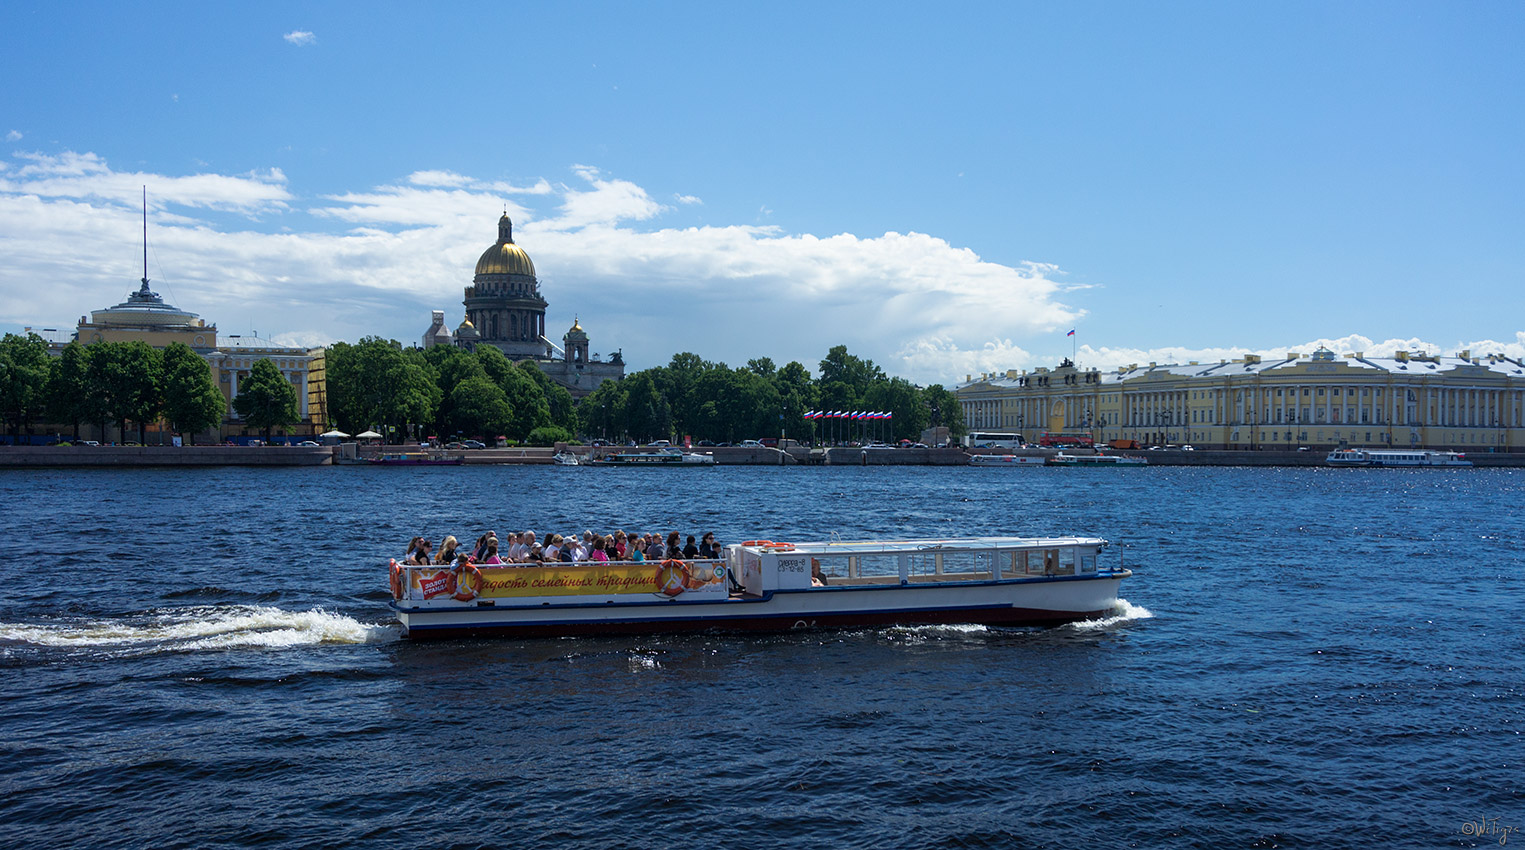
top-left (1, 465), bottom-right (1521, 848)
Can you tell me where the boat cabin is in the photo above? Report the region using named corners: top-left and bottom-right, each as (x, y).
top-left (735, 537), bottom-right (1107, 593)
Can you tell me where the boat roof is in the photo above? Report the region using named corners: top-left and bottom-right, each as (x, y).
top-left (745, 536), bottom-right (1106, 555)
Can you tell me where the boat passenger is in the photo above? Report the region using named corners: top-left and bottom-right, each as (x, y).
top-left (665, 532), bottom-right (683, 560)
top-left (698, 533), bottom-right (718, 559)
top-left (521, 530), bottom-right (536, 561)
top-left (435, 535), bottom-right (459, 565)
top-left (544, 534), bottom-right (562, 562)
top-left (480, 539), bottom-right (502, 565)
top-left (612, 531), bottom-right (627, 559)
top-left (682, 535), bottom-right (699, 560)
top-left (590, 535), bottom-right (610, 562)
top-left (526, 545), bottom-right (544, 563)
top-left (558, 537), bottom-right (576, 562)
top-left (645, 534), bottom-right (665, 560)
top-left (628, 541), bottom-right (645, 563)
top-left (811, 559), bottom-right (828, 587)
top-left (408, 540), bottom-right (434, 566)
top-left (405, 536), bottom-right (423, 561)
top-left (567, 535), bottom-right (588, 562)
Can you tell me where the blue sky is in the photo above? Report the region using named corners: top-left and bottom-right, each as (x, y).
top-left (3, 1), bottom-right (1522, 384)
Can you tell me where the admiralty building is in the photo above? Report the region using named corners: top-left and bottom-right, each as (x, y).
top-left (957, 347), bottom-right (1525, 452)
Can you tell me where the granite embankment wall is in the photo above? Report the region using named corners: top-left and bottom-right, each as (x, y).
top-left (0, 446), bottom-right (333, 467)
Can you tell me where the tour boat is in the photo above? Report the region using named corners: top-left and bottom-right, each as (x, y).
top-left (968, 454), bottom-right (1046, 467)
top-left (367, 451), bottom-right (464, 466)
top-left (1326, 448), bottom-right (1472, 468)
top-left (590, 448), bottom-right (717, 467)
top-left (1046, 452), bottom-right (1147, 467)
top-left (388, 535), bottom-right (1130, 639)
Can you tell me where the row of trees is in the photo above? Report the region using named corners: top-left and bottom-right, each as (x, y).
top-left (322, 338), bottom-right (577, 444)
top-left (0, 332), bottom-right (299, 442)
top-left (576, 345), bottom-right (965, 445)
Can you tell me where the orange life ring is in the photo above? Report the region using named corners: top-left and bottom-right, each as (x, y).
top-left (389, 559), bottom-right (403, 600)
top-left (656, 558), bottom-right (690, 597)
top-left (741, 540), bottom-right (775, 547)
top-left (763, 542), bottom-right (795, 552)
top-left (452, 562), bottom-right (484, 602)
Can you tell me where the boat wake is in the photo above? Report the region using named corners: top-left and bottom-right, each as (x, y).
top-left (1065, 598), bottom-right (1154, 631)
top-left (0, 605), bottom-right (394, 654)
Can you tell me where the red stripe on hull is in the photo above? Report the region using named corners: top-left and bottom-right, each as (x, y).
top-left (400, 606), bottom-right (1111, 641)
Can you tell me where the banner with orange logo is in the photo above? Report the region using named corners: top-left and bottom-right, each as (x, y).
top-left (470, 562), bottom-right (728, 598)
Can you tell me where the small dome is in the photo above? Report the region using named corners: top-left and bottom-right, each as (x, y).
top-left (456, 315), bottom-right (480, 339)
top-left (564, 317), bottom-right (587, 339)
top-left (474, 213), bottom-right (536, 277)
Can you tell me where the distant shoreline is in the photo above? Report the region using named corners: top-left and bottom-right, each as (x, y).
top-left (4, 444), bottom-right (1523, 468)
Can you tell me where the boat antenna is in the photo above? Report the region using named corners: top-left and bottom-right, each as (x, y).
top-left (140, 186), bottom-right (150, 294)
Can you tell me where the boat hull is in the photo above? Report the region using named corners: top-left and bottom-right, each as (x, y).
top-left (392, 573), bottom-right (1127, 640)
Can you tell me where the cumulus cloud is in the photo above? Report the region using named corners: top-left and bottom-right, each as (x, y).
top-left (5, 130), bottom-right (20, 142)
top-left (43, 152), bottom-right (1521, 385)
top-left (283, 30), bottom-right (316, 46)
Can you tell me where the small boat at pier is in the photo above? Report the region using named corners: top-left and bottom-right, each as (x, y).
top-left (367, 450), bottom-right (464, 466)
top-left (1326, 448), bottom-right (1472, 468)
top-left (969, 454), bottom-right (1046, 467)
top-left (551, 451), bottom-right (582, 466)
top-left (389, 535), bottom-right (1130, 639)
top-left (1046, 452), bottom-right (1147, 467)
top-left (590, 447), bottom-right (716, 467)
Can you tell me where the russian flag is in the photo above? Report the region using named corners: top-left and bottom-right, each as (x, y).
top-left (1066, 329), bottom-right (1076, 337)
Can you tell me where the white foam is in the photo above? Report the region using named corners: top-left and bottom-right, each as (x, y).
top-left (0, 605), bottom-right (393, 651)
top-left (1066, 598), bottom-right (1154, 631)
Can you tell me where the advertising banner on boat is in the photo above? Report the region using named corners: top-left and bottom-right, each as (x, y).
top-left (472, 562), bottom-right (729, 598)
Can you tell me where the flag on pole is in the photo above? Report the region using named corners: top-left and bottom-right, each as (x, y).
top-left (1066, 329), bottom-right (1076, 337)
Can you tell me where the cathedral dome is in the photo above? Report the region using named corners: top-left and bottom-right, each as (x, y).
top-left (474, 213), bottom-right (536, 278)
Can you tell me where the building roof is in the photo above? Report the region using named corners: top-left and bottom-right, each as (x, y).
top-left (474, 213), bottom-right (537, 278)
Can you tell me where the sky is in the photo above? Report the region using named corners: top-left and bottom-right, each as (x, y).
top-left (2, 1), bottom-right (1523, 386)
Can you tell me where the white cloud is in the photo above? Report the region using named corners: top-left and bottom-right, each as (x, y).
top-left (283, 30), bottom-right (316, 46)
top-left (5, 130), bottom-right (20, 142)
top-left (1051, 334), bottom-right (1525, 378)
top-left (674, 194), bottom-right (702, 205)
top-left (9, 151), bottom-right (1514, 387)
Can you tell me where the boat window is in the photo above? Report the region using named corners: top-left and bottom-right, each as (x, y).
top-left (1079, 549), bottom-right (1097, 573)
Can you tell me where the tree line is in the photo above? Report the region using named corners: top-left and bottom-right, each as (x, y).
top-left (322, 337), bottom-right (578, 445)
top-left (576, 345), bottom-right (965, 445)
top-left (0, 332), bottom-right (298, 443)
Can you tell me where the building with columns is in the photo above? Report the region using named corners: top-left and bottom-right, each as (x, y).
top-left (30, 276), bottom-right (318, 442)
top-left (957, 347), bottom-right (1525, 452)
top-left (423, 213), bottom-right (623, 398)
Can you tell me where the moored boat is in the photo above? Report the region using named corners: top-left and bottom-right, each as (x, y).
top-left (368, 451), bottom-right (464, 466)
top-left (1326, 448), bottom-right (1472, 467)
top-left (551, 451), bottom-right (582, 466)
top-left (389, 535), bottom-right (1130, 639)
top-left (590, 447), bottom-right (716, 467)
top-left (1046, 452), bottom-right (1147, 467)
top-left (969, 454), bottom-right (1046, 467)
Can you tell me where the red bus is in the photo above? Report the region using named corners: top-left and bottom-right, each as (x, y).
top-left (1038, 432), bottom-right (1094, 448)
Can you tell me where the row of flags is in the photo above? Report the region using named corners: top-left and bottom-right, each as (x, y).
top-left (804, 410), bottom-right (895, 420)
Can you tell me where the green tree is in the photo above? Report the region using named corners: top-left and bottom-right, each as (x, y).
top-left (325, 337), bottom-right (439, 438)
top-left (161, 342), bottom-right (227, 444)
top-left (87, 340), bottom-right (163, 443)
top-left (449, 375), bottom-right (512, 439)
top-left (616, 372), bottom-right (669, 443)
top-left (501, 366), bottom-right (551, 439)
top-left (45, 342), bottom-right (98, 441)
top-left (518, 360), bottom-right (576, 431)
top-left (0, 332), bottom-right (53, 439)
top-left (773, 360), bottom-right (818, 443)
top-left (234, 357), bottom-right (300, 441)
top-left (923, 384), bottom-right (966, 440)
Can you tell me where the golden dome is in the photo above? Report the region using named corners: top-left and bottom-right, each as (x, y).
top-left (458, 316), bottom-right (475, 329)
top-left (474, 213), bottom-right (537, 278)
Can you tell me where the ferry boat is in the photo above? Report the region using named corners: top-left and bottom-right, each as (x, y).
top-left (389, 535), bottom-right (1130, 639)
top-left (590, 447), bottom-right (717, 467)
top-left (1046, 452), bottom-right (1147, 467)
top-left (968, 454), bottom-right (1046, 467)
top-left (1326, 448), bottom-right (1472, 468)
top-left (367, 451), bottom-right (464, 466)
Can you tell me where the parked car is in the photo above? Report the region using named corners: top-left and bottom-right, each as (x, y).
top-left (740, 439), bottom-right (763, 448)
top-left (445, 441), bottom-right (466, 450)
top-left (461, 440), bottom-right (486, 450)
top-left (697, 440), bottom-right (715, 447)
top-left (650, 440), bottom-right (671, 447)
top-left (296, 440), bottom-right (320, 447)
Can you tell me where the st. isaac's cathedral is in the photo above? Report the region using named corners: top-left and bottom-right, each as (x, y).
top-left (422, 213), bottom-right (623, 399)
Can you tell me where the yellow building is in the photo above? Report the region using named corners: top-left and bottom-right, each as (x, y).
top-left (32, 277), bottom-right (318, 442)
top-left (958, 347), bottom-right (1525, 452)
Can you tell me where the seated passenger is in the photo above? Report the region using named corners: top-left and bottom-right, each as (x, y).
top-left (435, 535), bottom-right (459, 565)
top-left (682, 535), bottom-right (699, 559)
top-left (404, 536), bottom-right (423, 562)
top-left (590, 535), bottom-right (610, 562)
top-left (629, 542), bottom-right (645, 563)
top-left (645, 534), bottom-right (665, 561)
top-left (811, 559), bottom-right (828, 587)
top-left (665, 531), bottom-right (683, 560)
top-left (408, 540), bottom-right (434, 566)
top-left (698, 533), bottom-right (718, 559)
top-left (526, 545), bottom-right (544, 563)
top-left (480, 539), bottom-right (502, 565)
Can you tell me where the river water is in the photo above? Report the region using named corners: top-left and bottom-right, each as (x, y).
top-left (0, 464), bottom-right (1520, 848)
